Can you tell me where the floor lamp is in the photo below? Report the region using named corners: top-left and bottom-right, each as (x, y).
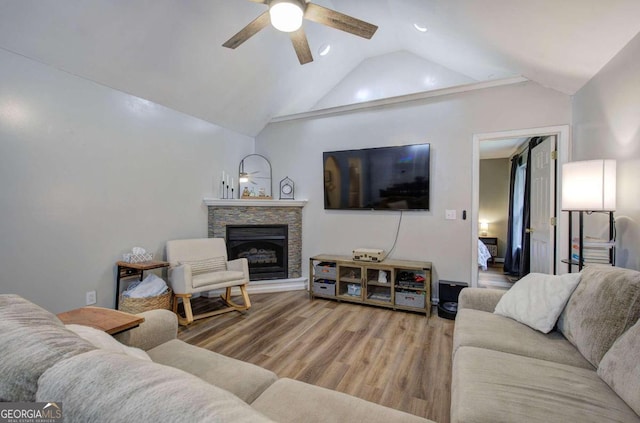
top-left (561, 159), bottom-right (616, 271)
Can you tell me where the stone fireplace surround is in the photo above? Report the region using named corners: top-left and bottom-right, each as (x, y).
top-left (204, 198), bottom-right (307, 294)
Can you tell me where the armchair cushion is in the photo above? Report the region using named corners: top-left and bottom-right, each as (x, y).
top-left (192, 270), bottom-right (246, 289)
top-left (180, 256), bottom-right (227, 276)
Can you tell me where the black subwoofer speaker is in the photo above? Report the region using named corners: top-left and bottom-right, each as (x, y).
top-left (438, 281), bottom-right (467, 320)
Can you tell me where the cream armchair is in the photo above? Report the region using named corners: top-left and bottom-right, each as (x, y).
top-left (166, 238), bottom-right (251, 325)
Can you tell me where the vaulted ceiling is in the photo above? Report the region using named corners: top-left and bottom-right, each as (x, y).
top-left (1, 0), bottom-right (639, 136)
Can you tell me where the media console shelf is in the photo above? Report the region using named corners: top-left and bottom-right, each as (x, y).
top-left (309, 254), bottom-right (432, 316)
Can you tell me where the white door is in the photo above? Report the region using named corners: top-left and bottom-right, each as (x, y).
top-left (529, 136), bottom-right (556, 273)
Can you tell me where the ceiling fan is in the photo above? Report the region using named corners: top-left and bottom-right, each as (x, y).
top-left (223, 0), bottom-right (378, 65)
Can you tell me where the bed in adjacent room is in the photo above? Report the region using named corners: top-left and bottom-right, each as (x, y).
top-left (478, 239), bottom-right (492, 271)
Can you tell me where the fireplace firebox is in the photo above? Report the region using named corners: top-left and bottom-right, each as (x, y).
top-left (226, 224), bottom-right (288, 280)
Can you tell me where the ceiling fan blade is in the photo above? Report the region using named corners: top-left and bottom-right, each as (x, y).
top-left (290, 28), bottom-right (313, 64)
top-left (246, 0), bottom-right (267, 3)
top-left (222, 11), bottom-right (270, 49)
top-left (304, 3), bottom-right (378, 39)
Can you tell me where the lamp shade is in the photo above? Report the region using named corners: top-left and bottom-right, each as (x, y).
top-left (562, 159), bottom-right (616, 211)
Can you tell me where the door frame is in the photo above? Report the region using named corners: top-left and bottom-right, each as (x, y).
top-left (470, 125), bottom-right (571, 288)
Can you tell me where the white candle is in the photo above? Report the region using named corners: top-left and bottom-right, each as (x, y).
top-left (231, 177), bottom-right (234, 188)
top-left (226, 174), bottom-right (229, 185)
top-left (221, 170), bottom-right (225, 183)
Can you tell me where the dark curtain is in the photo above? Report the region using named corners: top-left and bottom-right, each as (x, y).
top-left (503, 156), bottom-right (519, 274)
top-left (518, 136), bottom-right (546, 278)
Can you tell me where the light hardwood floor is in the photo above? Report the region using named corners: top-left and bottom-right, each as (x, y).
top-left (478, 262), bottom-right (515, 290)
top-left (178, 290), bottom-right (455, 423)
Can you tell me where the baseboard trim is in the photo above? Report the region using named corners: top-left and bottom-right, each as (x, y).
top-left (201, 277), bottom-right (307, 298)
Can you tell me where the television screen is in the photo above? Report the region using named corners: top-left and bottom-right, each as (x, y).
top-left (323, 143), bottom-right (430, 210)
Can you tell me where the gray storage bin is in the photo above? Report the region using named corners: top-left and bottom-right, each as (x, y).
top-left (314, 262), bottom-right (337, 280)
top-left (395, 290), bottom-right (425, 308)
top-left (313, 280), bottom-right (336, 296)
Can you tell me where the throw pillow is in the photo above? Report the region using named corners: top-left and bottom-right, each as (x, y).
top-left (65, 324), bottom-right (151, 361)
top-left (597, 318), bottom-right (640, 416)
top-left (179, 256), bottom-right (227, 275)
top-left (557, 265), bottom-right (640, 367)
top-left (0, 295), bottom-right (95, 402)
top-left (494, 272), bottom-right (581, 333)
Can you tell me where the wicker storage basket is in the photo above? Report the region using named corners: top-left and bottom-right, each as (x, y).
top-left (118, 288), bottom-right (172, 314)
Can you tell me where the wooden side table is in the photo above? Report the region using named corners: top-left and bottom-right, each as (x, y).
top-left (57, 306), bottom-right (145, 335)
top-left (116, 260), bottom-right (170, 309)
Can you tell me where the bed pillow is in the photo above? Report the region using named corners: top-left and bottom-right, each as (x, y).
top-left (65, 324), bottom-right (151, 361)
top-left (179, 256), bottom-right (227, 275)
top-left (494, 272), bottom-right (581, 333)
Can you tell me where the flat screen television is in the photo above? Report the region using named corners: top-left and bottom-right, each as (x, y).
top-left (323, 143), bottom-right (430, 211)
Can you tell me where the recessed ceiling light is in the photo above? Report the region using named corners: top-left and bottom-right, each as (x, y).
top-left (413, 23), bottom-right (428, 33)
top-left (424, 76), bottom-right (437, 87)
top-left (318, 43), bottom-right (331, 56)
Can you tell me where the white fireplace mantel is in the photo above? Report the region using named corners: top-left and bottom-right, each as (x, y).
top-left (203, 198), bottom-right (308, 208)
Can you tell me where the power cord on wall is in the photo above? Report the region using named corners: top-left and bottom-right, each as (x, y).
top-left (382, 210), bottom-right (403, 261)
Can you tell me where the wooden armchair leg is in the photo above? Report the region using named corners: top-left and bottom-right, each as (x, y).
top-left (240, 284), bottom-right (251, 309)
top-left (173, 293), bottom-right (194, 326)
top-left (220, 284), bottom-right (251, 311)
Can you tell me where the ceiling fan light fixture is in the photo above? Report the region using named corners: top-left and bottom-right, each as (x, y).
top-left (269, 0), bottom-right (304, 33)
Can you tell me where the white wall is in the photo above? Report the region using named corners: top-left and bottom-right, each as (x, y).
top-left (257, 81), bottom-right (570, 292)
top-left (572, 32), bottom-right (640, 270)
top-left (0, 49), bottom-right (253, 312)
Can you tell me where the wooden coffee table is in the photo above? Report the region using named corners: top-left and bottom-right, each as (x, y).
top-left (57, 306), bottom-right (145, 335)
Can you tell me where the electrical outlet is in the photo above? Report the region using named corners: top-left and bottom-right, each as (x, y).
top-left (86, 290), bottom-right (97, 305)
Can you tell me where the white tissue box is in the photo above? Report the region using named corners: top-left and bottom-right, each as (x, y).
top-left (122, 252), bottom-right (153, 263)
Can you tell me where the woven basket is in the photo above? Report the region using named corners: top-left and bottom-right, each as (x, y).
top-left (118, 288), bottom-right (172, 314)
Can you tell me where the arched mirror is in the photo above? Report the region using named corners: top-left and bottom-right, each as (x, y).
top-left (238, 154), bottom-right (272, 199)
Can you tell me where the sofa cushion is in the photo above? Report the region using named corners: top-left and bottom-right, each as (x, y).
top-left (0, 294), bottom-right (95, 402)
top-left (458, 287), bottom-right (505, 312)
top-left (65, 324), bottom-right (151, 361)
top-left (494, 272), bottom-right (581, 333)
top-left (252, 378), bottom-right (435, 423)
top-left (598, 317), bottom-right (640, 416)
top-left (148, 339), bottom-right (277, 403)
top-left (557, 265), bottom-right (640, 367)
top-left (36, 349), bottom-right (276, 423)
top-left (113, 309), bottom-right (178, 351)
top-left (451, 346), bottom-right (640, 423)
top-left (453, 308), bottom-right (593, 369)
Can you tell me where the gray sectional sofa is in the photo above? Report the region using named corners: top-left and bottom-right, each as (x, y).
top-left (451, 265), bottom-right (640, 423)
top-left (0, 294), bottom-right (434, 423)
